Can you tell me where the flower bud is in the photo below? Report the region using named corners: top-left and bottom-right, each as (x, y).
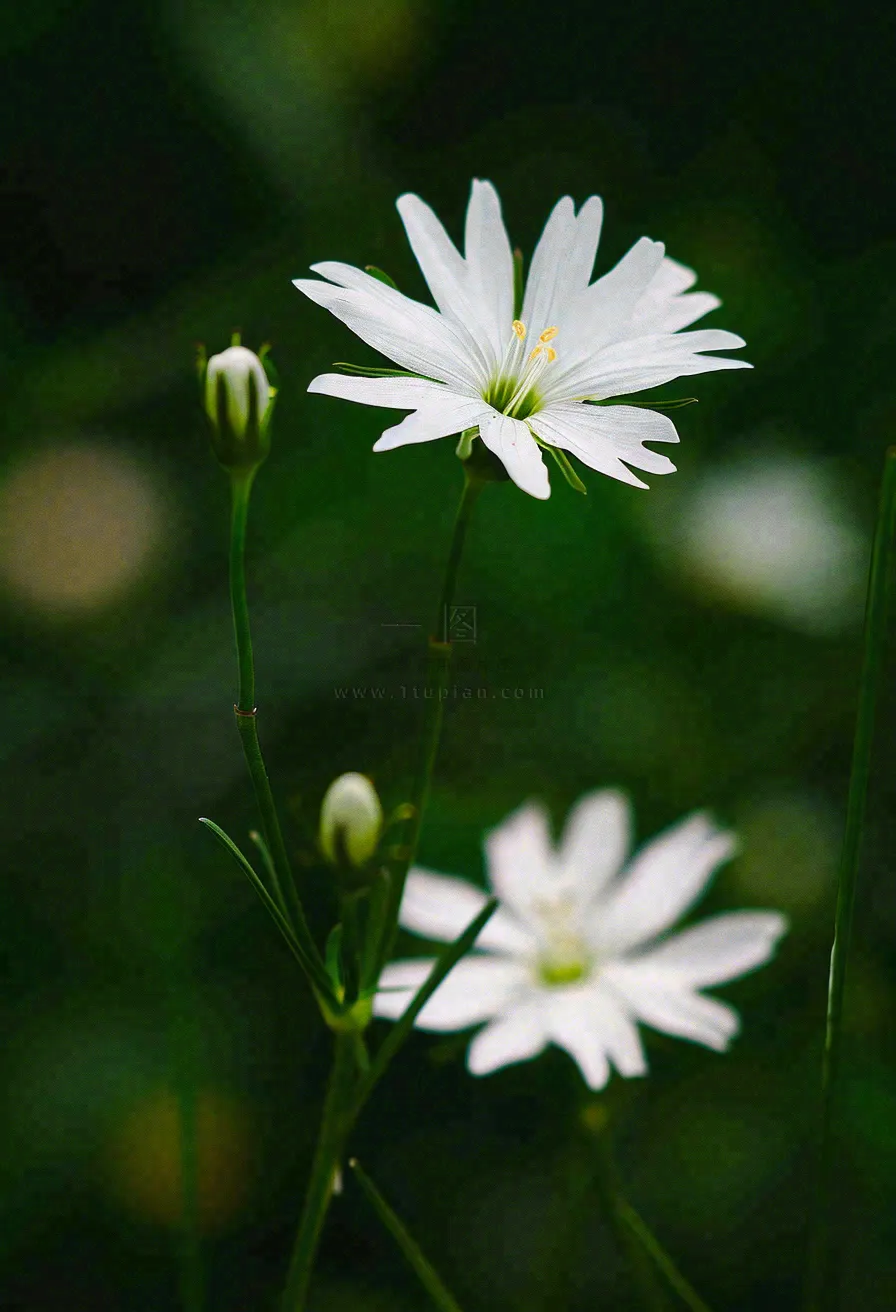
top-left (320, 773), bottom-right (383, 869)
top-left (202, 343), bottom-right (275, 471)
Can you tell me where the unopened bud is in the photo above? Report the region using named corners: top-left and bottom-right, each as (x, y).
top-left (320, 772), bottom-right (383, 869)
top-left (202, 342), bottom-right (275, 471)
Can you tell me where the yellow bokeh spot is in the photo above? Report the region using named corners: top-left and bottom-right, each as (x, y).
top-left (0, 442), bottom-right (165, 615)
top-left (106, 1088), bottom-right (252, 1233)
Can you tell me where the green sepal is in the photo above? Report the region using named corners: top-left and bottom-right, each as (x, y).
top-left (459, 433), bottom-right (510, 484)
top-left (513, 247), bottom-right (524, 322)
top-left (583, 396), bottom-right (698, 410)
top-left (333, 361), bottom-right (439, 383)
top-left (545, 444), bottom-right (587, 494)
top-left (365, 265), bottom-right (399, 290)
top-left (455, 426), bottom-right (477, 460)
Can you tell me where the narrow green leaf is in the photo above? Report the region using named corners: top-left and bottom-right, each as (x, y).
top-left (248, 828), bottom-right (289, 921)
top-left (325, 924), bottom-right (345, 992)
top-left (365, 265), bottom-right (399, 290)
top-left (618, 1200), bottom-right (713, 1312)
top-left (199, 818), bottom-right (339, 1010)
top-left (545, 445), bottom-right (587, 494)
top-left (354, 898), bottom-right (498, 1115)
top-left (349, 1159), bottom-right (464, 1312)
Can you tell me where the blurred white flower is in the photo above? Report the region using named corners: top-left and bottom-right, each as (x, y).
top-left (294, 180), bottom-right (749, 500)
top-left (375, 792), bottom-right (786, 1089)
top-left (672, 452), bottom-right (867, 633)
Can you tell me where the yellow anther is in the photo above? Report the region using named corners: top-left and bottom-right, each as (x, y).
top-left (512, 320), bottom-right (527, 340)
top-left (539, 326), bottom-right (559, 343)
top-left (529, 345), bottom-right (543, 360)
top-left (544, 346), bottom-right (557, 363)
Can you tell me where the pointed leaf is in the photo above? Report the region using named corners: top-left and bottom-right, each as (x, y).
top-left (349, 1160), bottom-right (464, 1312)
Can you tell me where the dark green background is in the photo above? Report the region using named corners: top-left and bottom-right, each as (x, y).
top-left (2, 1), bottom-right (895, 1307)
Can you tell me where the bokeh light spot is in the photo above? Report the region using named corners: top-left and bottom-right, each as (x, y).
top-left (0, 441), bottom-right (165, 615)
top-left (106, 1088), bottom-right (252, 1232)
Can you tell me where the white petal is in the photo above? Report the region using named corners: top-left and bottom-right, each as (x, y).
top-left (520, 196), bottom-right (577, 336)
top-left (595, 813), bottom-right (737, 955)
top-left (396, 193), bottom-right (469, 320)
top-left (463, 180), bottom-right (515, 359)
top-left (466, 1000), bottom-right (548, 1075)
top-left (529, 404), bottom-right (679, 489)
top-left (308, 372), bottom-right (463, 408)
top-left (293, 272), bottom-right (480, 391)
top-left (566, 236), bottom-right (666, 359)
top-left (558, 788), bottom-right (631, 906)
top-left (628, 257), bottom-right (721, 335)
top-left (632, 911), bottom-right (788, 987)
top-left (484, 800), bottom-right (557, 923)
top-left (396, 194), bottom-right (496, 367)
top-left (554, 328), bottom-right (750, 402)
top-left (603, 963), bottom-right (740, 1051)
top-left (398, 867), bottom-right (536, 955)
top-left (545, 987), bottom-right (611, 1089)
top-left (373, 397), bottom-right (494, 452)
top-left (545, 983), bottom-right (648, 1087)
top-left (479, 412), bottom-right (551, 500)
top-left (375, 955), bottom-right (525, 1030)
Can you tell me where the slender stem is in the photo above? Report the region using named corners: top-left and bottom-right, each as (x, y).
top-left (617, 1201), bottom-right (713, 1312)
top-left (587, 1113), bottom-right (666, 1312)
top-left (277, 473), bottom-right (485, 1308)
top-left (167, 980), bottom-right (205, 1312)
top-left (227, 470), bottom-right (325, 989)
top-left (804, 446), bottom-right (896, 1310)
top-left (382, 471), bottom-right (484, 964)
top-left (281, 1033), bottom-right (357, 1311)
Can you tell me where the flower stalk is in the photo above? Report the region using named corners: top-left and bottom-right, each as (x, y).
top-left (280, 469), bottom-right (486, 1309)
top-left (380, 467), bottom-right (484, 967)
top-left (227, 468), bottom-right (329, 1000)
top-left (804, 446), bottom-right (896, 1310)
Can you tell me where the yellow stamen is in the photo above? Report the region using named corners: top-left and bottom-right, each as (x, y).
top-left (539, 325), bottom-right (559, 343)
top-left (543, 346), bottom-right (557, 363)
top-left (512, 320), bottom-right (527, 340)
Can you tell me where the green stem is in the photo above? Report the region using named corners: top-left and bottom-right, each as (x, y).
top-left (616, 1200), bottom-right (712, 1312)
top-left (167, 981), bottom-right (204, 1312)
top-left (382, 471), bottom-right (483, 964)
top-left (804, 446), bottom-right (896, 1310)
top-left (281, 1033), bottom-right (357, 1311)
top-left (588, 1114), bottom-right (666, 1312)
top-left (227, 470), bottom-right (325, 992)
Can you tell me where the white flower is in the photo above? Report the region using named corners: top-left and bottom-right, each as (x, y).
top-left (374, 792), bottom-right (787, 1089)
top-left (319, 771), bottom-right (384, 867)
top-left (293, 180), bottom-right (750, 500)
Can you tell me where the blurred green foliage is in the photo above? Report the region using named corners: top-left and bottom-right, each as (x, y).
top-left (1, 0), bottom-right (895, 1308)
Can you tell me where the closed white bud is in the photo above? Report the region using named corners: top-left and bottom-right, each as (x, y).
top-left (205, 345), bottom-right (270, 436)
top-left (320, 772), bottom-right (383, 868)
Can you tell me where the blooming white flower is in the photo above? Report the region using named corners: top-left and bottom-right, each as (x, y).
top-left (375, 792), bottom-right (787, 1089)
top-left (293, 181), bottom-right (750, 500)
